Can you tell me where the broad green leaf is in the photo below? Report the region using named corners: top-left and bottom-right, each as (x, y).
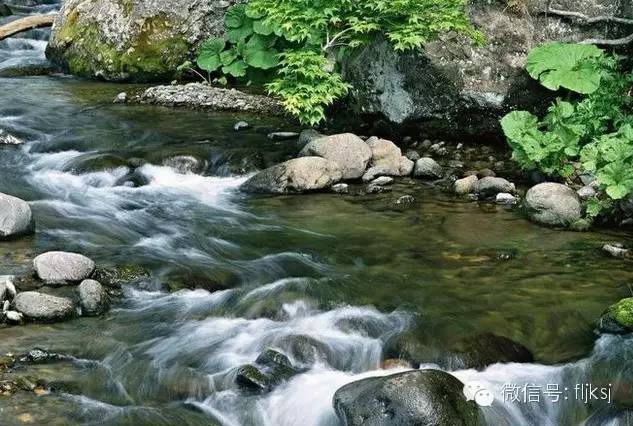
top-left (244, 49), bottom-right (280, 69)
top-left (526, 42), bottom-right (604, 94)
top-left (500, 111), bottom-right (540, 142)
top-left (196, 38), bottom-right (225, 71)
top-left (222, 60), bottom-right (248, 77)
top-left (220, 49), bottom-right (239, 66)
top-left (225, 4), bottom-right (249, 28)
top-left (253, 19), bottom-right (275, 36)
top-left (227, 24), bottom-right (254, 43)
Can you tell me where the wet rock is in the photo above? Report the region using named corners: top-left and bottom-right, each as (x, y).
top-left (78, 279), bottom-right (109, 316)
top-left (454, 333), bottom-right (534, 370)
top-left (33, 251), bottom-right (95, 284)
top-left (603, 243), bottom-right (631, 259)
top-left (13, 291), bottom-right (75, 322)
top-left (365, 137), bottom-right (414, 177)
top-left (241, 157), bottom-right (343, 194)
top-left (413, 157), bottom-right (444, 179)
top-left (113, 92), bottom-right (127, 103)
top-left (0, 276), bottom-right (17, 301)
top-left (381, 358), bottom-right (412, 370)
top-left (256, 348), bottom-right (293, 370)
top-left (47, 0), bottom-right (237, 81)
top-left (162, 155), bottom-right (207, 174)
top-left (495, 192), bottom-right (518, 205)
top-left (525, 183), bottom-right (582, 227)
top-left (454, 175), bottom-right (478, 195)
top-left (254, 348), bottom-right (298, 384)
top-left (0, 129), bottom-right (23, 145)
top-left (140, 84), bottom-right (284, 114)
top-left (332, 183), bottom-right (350, 194)
top-left (477, 168), bottom-right (496, 178)
top-left (0, 192), bottom-right (33, 239)
top-left (91, 264), bottom-right (150, 287)
top-left (370, 176), bottom-right (394, 186)
top-left (599, 298), bottom-right (633, 334)
top-left (5, 311), bottom-right (23, 324)
top-left (394, 195), bottom-right (416, 206)
top-left (275, 335), bottom-right (335, 367)
top-left (297, 129), bottom-right (324, 150)
top-left (472, 177), bottom-right (515, 198)
top-left (299, 133), bottom-right (372, 180)
top-left (333, 369), bottom-right (482, 426)
top-left (268, 132), bottom-right (299, 140)
top-left (235, 364), bottom-right (271, 393)
top-left (0, 2), bottom-right (12, 16)
top-left (234, 121), bottom-right (250, 131)
top-left (20, 348), bottom-right (68, 364)
top-left (577, 186), bottom-right (597, 201)
top-left (366, 185), bottom-right (392, 194)
top-left (115, 168), bottom-right (151, 187)
top-left (0, 64), bottom-right (60, 78)
top-left (404, 150), bottom-right (420, 162)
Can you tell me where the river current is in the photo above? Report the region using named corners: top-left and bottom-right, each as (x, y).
top-left (1, 2), bottom-right (633, 425)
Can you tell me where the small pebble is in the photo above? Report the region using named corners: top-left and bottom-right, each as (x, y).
top-left (577, 186), bottom-right (596, 200)
top-left (366, 185), bottom-right (392, 194)
top-left (394, 195), bottom-right (416, 205)
top-left (370, 176), bottom-right (394, 186)
top-left (113, 92), bottom-right (127, 103)
top-left (603, 243), bottom-right (630, 258)
top-left (234, 121), bottom-right (250, 131)
top-left (496, 192), bottom-right (518, 205)
top-left (331, 183), bottom-right (349, 194)
top-left (267, 132), bottom-right (299, 140)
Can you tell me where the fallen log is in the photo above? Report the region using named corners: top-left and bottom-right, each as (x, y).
top-left (0, 14), bottom-right (56, 41)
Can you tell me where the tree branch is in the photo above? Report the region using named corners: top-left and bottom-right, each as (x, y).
top-left (0, 14), bottom-right (56, 41)
top-left (581, 32), bottom-right (633, 46)
top-left (547, 7), bottom-right (633, 26)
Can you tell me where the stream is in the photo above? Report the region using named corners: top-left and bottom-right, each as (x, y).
top-left (2, 2), bottom-right (633, 425)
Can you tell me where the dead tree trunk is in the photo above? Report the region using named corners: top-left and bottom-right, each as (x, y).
top-left (0, 14), bottom-right (56, 41)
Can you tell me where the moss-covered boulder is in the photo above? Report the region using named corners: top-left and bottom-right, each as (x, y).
top-left (599, 298), bottom-right (633, 334)
top-left (46, 0), bottom-right (236, 81)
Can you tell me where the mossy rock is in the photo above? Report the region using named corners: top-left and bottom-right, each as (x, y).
top-left (46, 0), bottom-right (236, 82)
top-left (599, 298), bottom-right (633, 334)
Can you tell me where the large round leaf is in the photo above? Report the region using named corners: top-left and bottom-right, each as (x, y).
top-left (196, 37), bottom-right (225, 72)
top-left (222, 60), bottom-right (248, 78)
top-left (225, 4), bottom-right (249, 28)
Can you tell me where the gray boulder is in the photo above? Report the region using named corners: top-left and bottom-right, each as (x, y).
top-left (0, 129), bottom-right (23, 145)
top-left (78, 279), bottom-right (109, 316)
top-left (525, 183), bottom-right (582, 227)
top-left (46, 0), bottom-right (237, 81)
top-left (241, 157), bottom-right (343, 194)
top-left (472, 177), bottom-right (515, 198)
top-left (362, 137), bottom-right (414, 180)
top-left (454, 175), bottom-right (478, 195)
top-left (333, 369), bottom-right (482, 426)
top-left (413, 157), bottom-right (444, 179)
top-left (13, 291), bottom-right (76, 322)
top-left (0, 192), bottom-right (33, 240)
top-left (299, 133), bottom-right (372, 180)
top-left (342, 1), bottom-right (632, 138)
top-left (33, 251), bottom-right (96, 284)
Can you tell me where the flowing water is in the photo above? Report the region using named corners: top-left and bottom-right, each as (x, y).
top-left (2, 3), bottom-right (633, 426)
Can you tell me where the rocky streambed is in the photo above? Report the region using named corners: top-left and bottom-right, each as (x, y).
top-left (3, 1), bottom-right (633, 425)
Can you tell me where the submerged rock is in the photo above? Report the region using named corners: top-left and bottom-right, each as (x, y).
top-left (113, 92), bottom-right (127, 104)
top-left (241, 157), bottom-right (343, 194)
top-left (299, 133), bottom-right (372, 180)
top-left (0, 129), bottom-right (23, 145)
top-left (413, 157), bottom-right (444, 179)
top-left (333, 369), bottom-right (482, 426)
top-left (370, 176), bottom-right (394, 186)
top-left (0, 192), bottom-right (33, 240)
top-left (46, 0), bottom-right (236, 81)
top-left (162, 155), bottom-right (207, 174)
top-left (235, 364), bottom-right (271, 393)
top-left (453, 333), bottom-right (534, 370)
top-left (495, 192), bottom-right (518, 205)
top-left (332, 183), bottom-right (350, 194)
top-left (13, 291), bottom-right (76, 322)
top-left (91, 264), bottom-right (150, 287)
top-left (525, 183), bottom-right (582, 227)
top-left (599, 298), bottom-right (633, 334)
top-left (268, 132), bottom-right (300, 140)
top-left (234, 121), bottom-right (250, 131)
top-left (77, 279), bottom-right (109, 316)
top-left (33, 251), bottom-right (95, 284)
top-left (602, 243), bottom-right (631, 259)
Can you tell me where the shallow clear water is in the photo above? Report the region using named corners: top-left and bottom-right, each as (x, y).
top-left (1, 4), bottom-right (633, 426)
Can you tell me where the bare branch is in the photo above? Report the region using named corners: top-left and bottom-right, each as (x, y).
top-left (581, 32), bottom-right (633, 46)
top-left (547, 7), bottom-right (633, 26)
top-left (0, 14), bottom-right (56, 41)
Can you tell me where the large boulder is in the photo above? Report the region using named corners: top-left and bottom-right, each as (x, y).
top-left (363, 137), bottom-right (414, 180)
top-left (33, 251), bottom-right (95, 284)
top-left (77, 279), bottom-right (109, 316)
top-left (343, 1), bottom-right (633, 139)
top-left (333, 369), bottom-right (482, 426)
top-left (299, 133), bottom-right (372, 180)
top-left (46, 0), bottom-right (235, 81)
top-left (241, 157), bottom-right (343, 194)
top-left (13, 291), bottom-right (76, 322)
top-left (524, 183), bottom-right (582, 227)
top-left (0, 193), bottom-right (33, 240)
top-left (598, 298), bottom-right (633, 334)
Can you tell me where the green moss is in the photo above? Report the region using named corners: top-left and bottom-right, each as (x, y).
top-left (51, 11), bottom-right (190, 82)
top-left (610, 298), bottom-right (633, 327)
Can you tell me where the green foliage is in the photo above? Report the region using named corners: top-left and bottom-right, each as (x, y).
top-left (193, 0), bottom-right (478, 124)
top-left (526, 42), bottom-right (605, 94)
top-left (266, 50), bottom-right (351, 125)
top-left (501, 42), bottom-right (633, 219)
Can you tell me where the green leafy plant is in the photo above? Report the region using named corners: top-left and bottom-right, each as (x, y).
top-left (501, 41), bottom-right (633, 219)
top-left (192, 0), bottom-right (480, 124)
